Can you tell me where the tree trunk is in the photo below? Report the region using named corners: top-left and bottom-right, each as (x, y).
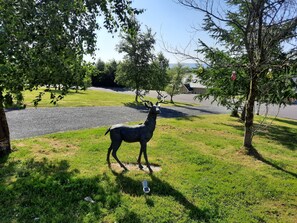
top-left (240, 103), bottom-right (246, 122)
top-left (135, 91), bottom-right (138, 102)
top-left (243, 75), bottom-right (258, 148)
top-left (0, 106), bottom-right (11, 157)
top-left (134, 87), bottom-right (140, 102)
top-left (170, 94), bottom-right (174, 103)
top-left (231, 107), bottom-right (239, 117)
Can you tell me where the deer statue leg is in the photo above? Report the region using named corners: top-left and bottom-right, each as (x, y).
top-left (141, 141), bottom-right (153, 173)
top-left (137, 143), bottom-right (144, 169)
top-left (106, 145), bottom-right (113, 167)
top-left (111, 140), bottom-right (128, 171)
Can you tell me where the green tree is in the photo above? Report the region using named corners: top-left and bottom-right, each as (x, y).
top-left (196, 49), bottom-right (249, 118)
top-left (91, 59), bottom-right (119, 87)
top-left (177, 0), bottom-right (297, 150)
top-left (116, 20), bottom-right (156, 102)
top-left (91, 59), bottom-right (105, 87)
top-left (104, 60), bottom-right (119, 87)
top-left (0, 0), bottom-right (141, 156)
top-left (165, 63), bottom-right (188, 103)
top-left (150, 52), bottom-right (170, 92)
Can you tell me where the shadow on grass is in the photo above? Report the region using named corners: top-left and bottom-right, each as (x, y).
top-left (222, 120), bottom-right (297, 151)
top-left (247, 146), bottom-right (297, 179)
top-left (123, 102), bottom-right (217, 119)
top-left (43, 89), bottom-right (87, 95)
top-left (253, 118), bottom-right (297, 151)
top-left (111, 170), bottom-right (214, 222)
top-left (218, 121), bottom-right (297, 178)
top-left (123, 102), bottom-right (190, 118)
top-left (0, 157), bottom-right (140, 223)
top-left (165, 101), bottom-right (197, 107)
top-left (274, 117), bottom-right (297, 126)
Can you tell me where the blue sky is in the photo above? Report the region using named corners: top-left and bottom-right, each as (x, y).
top-left (85, 0), bottom-right (215, 64)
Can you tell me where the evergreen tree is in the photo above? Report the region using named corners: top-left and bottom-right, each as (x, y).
top-left (177, 0), bottom-right (297, 150)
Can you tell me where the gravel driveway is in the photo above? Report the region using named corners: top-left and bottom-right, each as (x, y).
top-left (6, 104), bottom-right (228, 140)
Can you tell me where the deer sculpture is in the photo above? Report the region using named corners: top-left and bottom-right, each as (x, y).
top-left (105, 95), bottom-right (163, 173)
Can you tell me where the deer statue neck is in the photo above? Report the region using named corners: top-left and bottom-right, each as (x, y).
top-left (144, 111), bottom-right (157, 132)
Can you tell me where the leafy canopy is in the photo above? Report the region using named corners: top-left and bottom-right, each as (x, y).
top-left (0, 0), bottom-right (141, 106)
top-left (116, 20), bottom-right (170, 101)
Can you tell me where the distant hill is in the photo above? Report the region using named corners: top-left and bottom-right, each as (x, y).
top-left (169, 63), bottom-right (198, 68)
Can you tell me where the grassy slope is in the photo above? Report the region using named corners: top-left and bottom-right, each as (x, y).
top-left (1, 115), bottom-right (296, 222)
top-left (22, 89), bottom-right (138, 107)
top-left (22, 89), bottom-right (196, 107)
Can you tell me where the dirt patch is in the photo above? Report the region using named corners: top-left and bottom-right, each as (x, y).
top-left (110, 163), bottom-right (162, 173)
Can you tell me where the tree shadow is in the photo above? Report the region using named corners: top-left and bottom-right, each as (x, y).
top-left (274, 117), bottom-right (297, 127)
top-left (123, 103), bottom-right (190, 117)
top-left (159, 107), bottom-right (191, 118)
top-left (214, 122), bottom-right (297, 178)
top-left (123, 103), bottom-right (211, 120)
top-left (44, 89), bottom-right (87, 95)
top-left (247, 146), bottom-right (297, 178)
top-left (94, 87), bottom-right (131, 93)
top-left (123, 101), bottom-right (145, 108)
top-left (256, 124), bottom-right (297, 151)
top-left (111, 170), bottom-right (214, 222)
top-left (0, 151), bottom-right (10, 163)
top-left (221, 121), bottom-right (297, 151)
top-left (0, 157), bottom-right (140, 222)
top-left (170, 102), bottom-right (196, 107)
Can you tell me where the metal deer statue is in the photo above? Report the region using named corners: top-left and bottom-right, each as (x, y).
top-left (105, 96), bottom-right (163, 173)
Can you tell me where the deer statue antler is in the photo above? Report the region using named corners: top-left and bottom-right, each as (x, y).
top-left (156, 91), bottom-right (167, 104)
top-left (139, 95), bottom-right (153, 108)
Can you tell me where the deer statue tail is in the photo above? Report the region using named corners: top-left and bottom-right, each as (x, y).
top-left (104, 127), bottom-right (111, 136)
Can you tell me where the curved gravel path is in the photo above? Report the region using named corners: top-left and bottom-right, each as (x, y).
top-left (6, 105), bottom-right (228, 140)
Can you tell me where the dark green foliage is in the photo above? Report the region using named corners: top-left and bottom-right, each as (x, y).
top-left (91, 59), bottom-right (121, 87)
top-left (0, 0), bottom-right (141, 104)
top-left (116, 20), bottom-right (156, 100)
top-left (0, 0), bottom-right (141, 155)
top-left (150, 52), bottom-right (170, 91)
top-left (116, 20), bottom-right (170, 101)
top-left (165, 63), bottom-right (189, 103)
top-left (178, 0), bottom-right (297, 147)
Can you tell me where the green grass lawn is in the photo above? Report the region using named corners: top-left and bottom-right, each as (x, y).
top-left (22, 89), bottom-right (138, 107)
top-left (22, 89), bottom-right (195, 107)
top-left (1, 115), bottom-right (296, 222)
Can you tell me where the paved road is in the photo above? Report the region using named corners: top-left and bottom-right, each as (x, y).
top-left (6, 104), bottom-right (228, 140)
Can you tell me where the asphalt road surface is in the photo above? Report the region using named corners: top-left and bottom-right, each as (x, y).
top-left (6, 88), bottom-right (296, 140)
top-left (6, 104), bottom-right (228, 140)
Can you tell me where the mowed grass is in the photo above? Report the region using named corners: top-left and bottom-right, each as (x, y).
top-left (22, 89), bottom-right (138, 107)
top-left (22, 89), bottom-right (194, 107)
top-left (1, 115), bottom-right (296, 222)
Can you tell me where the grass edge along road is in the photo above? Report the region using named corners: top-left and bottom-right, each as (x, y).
top-left (23, 89), bottom-right (138, 107)
top-left (22, 89), bottom-right (197, 107)
top-left (1, 114), bottom-right (296, 222)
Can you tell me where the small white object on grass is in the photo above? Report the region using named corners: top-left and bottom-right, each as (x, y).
top-left (84, 196), bottom-right (95, 203)
top-left (142, 180), bottom-right (150, 194)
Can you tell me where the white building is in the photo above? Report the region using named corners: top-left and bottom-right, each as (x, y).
top-left (180, 74), bottom-right (206, 94)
